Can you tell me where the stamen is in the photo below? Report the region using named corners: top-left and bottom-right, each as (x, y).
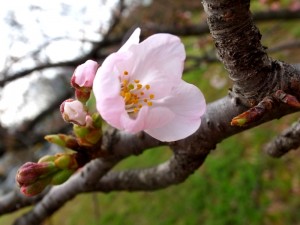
top-left (124, 93), bottom-right (132, 102)
top-left (119, 71), bottom-right (155, 114)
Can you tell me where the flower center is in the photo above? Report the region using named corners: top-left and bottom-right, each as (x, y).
top-left (120, 70), bottom-right (155, 114)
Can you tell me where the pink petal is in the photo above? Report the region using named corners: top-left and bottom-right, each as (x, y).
top-left (120, 106), bottom-right (174, 133)
top-left (163, 81), bottom-right (206, 118)
top-left (93, 53), bottom-right (128, 129)
top-left (145, 115), bottom-right (201, 142)
top-left (118, 28), bottom-right (141, 53)
top-left (126, 33), bottom-right (186, 98)
top-left (145, 81), bottom-right (206, 141)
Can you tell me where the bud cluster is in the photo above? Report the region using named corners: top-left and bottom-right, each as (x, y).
top-left (16, 153), bottom-right (79, 196)
top-left (59, 60), bottom-right (102, 147)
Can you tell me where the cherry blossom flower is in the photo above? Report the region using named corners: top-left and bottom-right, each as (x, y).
top-left (71, 60), bottom-right (99, 89)
top-left (60, 99), bottom-right (88, 126)
top-left (93, 28), bottom-right (206, 142)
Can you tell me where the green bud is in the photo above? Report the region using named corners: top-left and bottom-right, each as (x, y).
top-left (91, 113), bottom-right (102, 129)
top-left (86, 91), bottom-right (97, 113)
top-left (45, 134), bottom-right (66, 147)
top-left (54, 153), bottom-right (78, 170)
top-left (73, 125), bottom-right (89, 138)
top-left (45, 134), bottom-right (78, 149)
top-left (85, 130), bottom-right (102, 145)
top-left (51, 169), bottom-right (74, 185)
top-left (38, 155), bottom-right (56, 163)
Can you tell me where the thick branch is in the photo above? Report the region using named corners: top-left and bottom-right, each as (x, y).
top-left (91, 95), bottom-right (298, 193)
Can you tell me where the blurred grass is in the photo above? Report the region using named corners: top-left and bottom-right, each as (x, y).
top-left (2, 3), bottom-right (300, 225)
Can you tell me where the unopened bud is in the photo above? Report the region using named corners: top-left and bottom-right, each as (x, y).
top-left (71, 60), bottom-right (99, 89)
top-left (20, 177), bottom-right (51, 197)
top-left (16, 162), bottom-right (56, 186)
top-left (60, 99), bottom-right (88, 126)
top-left (51, 169), bottom-right (74, 185)
top-left (44, 134), bottom-right (78, 149)
top-left (54, 153), bottom-right (78, 170)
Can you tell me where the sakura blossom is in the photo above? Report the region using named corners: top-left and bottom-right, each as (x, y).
top-left (93, 28), bottom-right (206, 142)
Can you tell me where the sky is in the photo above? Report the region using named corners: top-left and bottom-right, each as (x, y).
top-left (0, 0), bottom-right (119, 127)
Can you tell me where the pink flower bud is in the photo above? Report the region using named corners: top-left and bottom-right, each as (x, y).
top-left (16, 162), bottom-right (56, 186)
top-left (60, 99), bottom-right (88, 126)
top-left (71, 60), bottom-right (99, 89)
top-left (20, 177), bottom-right (51, 197)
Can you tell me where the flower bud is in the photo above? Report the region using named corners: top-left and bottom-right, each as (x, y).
top-left (44, 134), bottom-right (78, 149)
top-left (51, 169), bottom-right (74, 185)
top-left (73, 124), bottom-right (101, 147)
top-left (20, 177), bottom-right (51, 197)
top-left (38, 155), bottom-right (56, 163)
top-left (71, 60), bottom-right (99, 89)
top-left (54, 153), bottom-right (78, 170)
top-left (91, 113), bottom-right (102, 129)
top-left (60, 99), bottom-right (88, 126)
top-left (16, 162), bottom-right (56, 186)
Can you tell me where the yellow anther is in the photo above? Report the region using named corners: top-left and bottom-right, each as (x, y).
top-left (137, 84), bottom-right (143, 89)
top-left (124, 93), bottom-right (132, 102)
top-left (123, 71), bottom-right (128, 75)
top-left (140, 92), bottom-right (144, 96)
top-left (147, 101), bottom-right (153, 106)
top-left (138, 104), bottom-right (143, 108)
top-left (145, 84), bottom-right (150, 90)
top-left (134, 108), bottom-right (139, 113)
top-left (122, 80), bottom-right (128, 86)
top-left (134, 80), bottom-right (140, 83)
top-left (144, 99), bottom-right (148, 103)
top-left (149, 94), bottom-right (155, 99)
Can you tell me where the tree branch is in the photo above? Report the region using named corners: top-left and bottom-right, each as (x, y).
top-left (264, 119), bottom-right (300, 157)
